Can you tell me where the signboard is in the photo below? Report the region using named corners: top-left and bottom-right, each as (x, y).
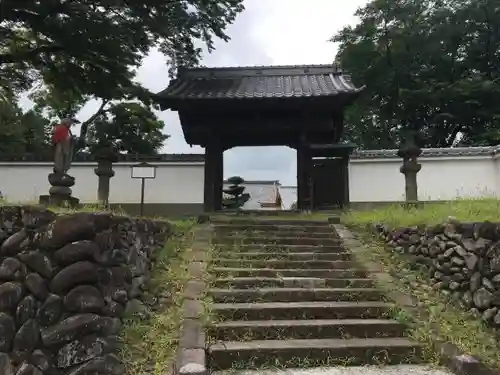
top-left (131, 163), bottom-right (156, 179)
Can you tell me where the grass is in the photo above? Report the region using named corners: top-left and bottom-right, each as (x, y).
top-left (0, 199), bottom-right (181, 223)
top-left (119, 220), bottom-right (196, 375)
top-left (349, 230), bottom-right (500, 368)
top-left (343, 198), bottom-right (500, 227)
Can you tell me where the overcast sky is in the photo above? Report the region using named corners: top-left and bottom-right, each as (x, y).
top-left (80, 0), bottom-right (370, 185)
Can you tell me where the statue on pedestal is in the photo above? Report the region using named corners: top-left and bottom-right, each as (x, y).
top-left (53, 117), bottom-right (78, 177)
top-left (39, 117), bottom-right (81, 207)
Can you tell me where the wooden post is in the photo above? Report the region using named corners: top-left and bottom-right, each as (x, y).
top-left (296, 145), bottom-right (311, 211)
top-left (214, 147), bottom-right (224, 211)
top-left (341, 155), bottom-right (350, 209)
top-left (204, 143), bottom-right (216, 212)
top-left (204, 141), bottom-right (223, 212)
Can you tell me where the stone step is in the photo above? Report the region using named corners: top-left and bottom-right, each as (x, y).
top-left (209, 319), bottom-right (407, 341)
top-left (215, 236), bottom-right (342, 246)
top-left (209, 287), bottom-right (385, 303)
top-left (216, 231), bottom-right (335, 239)
top-left (214, 244), bottom-right (345, 253)
top-left (215, 224), bottom-right (334, 234)
top-left (211, 219), bottom-right (331, 226)
top-left (212, 267), bottom-right (368, 278)
top-left (211, 259), bottom-right (357, 269)
top-left (209, 338), bottom-right (423, 370)
top-left (212, 366), bottom-right (454, 375)
top-left (212, 277), bottom-right (376, 289)
top-left (213, 301), bottom-right (392, 320)
top-left (214, 252), bottom-right (352, 261)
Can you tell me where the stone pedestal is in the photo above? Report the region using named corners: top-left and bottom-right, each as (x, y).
top-left (397, 130), bottom-right (422, 207)
top-left (94, 147), bottom-right (118, 206)
top-left (39, 172), bottom-right (80, 208)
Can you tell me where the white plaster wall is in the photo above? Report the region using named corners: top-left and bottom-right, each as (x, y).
top-left (349, 156), bottom-right (498, 202)
top-left (494, 155), bottom-right (500, 194)
top-left (2, 154), bottom-right (499, 205)
top-left (0, 162), bottom-right (204, 204)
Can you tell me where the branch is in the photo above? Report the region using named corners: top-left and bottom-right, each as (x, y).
top-left (76, 100), bottom-right (110, 150)
top-left (0, 45), bottom-right (64, 64)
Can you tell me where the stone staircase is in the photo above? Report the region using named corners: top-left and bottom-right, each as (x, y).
top-left (206, 217), bottom-right (424, 371)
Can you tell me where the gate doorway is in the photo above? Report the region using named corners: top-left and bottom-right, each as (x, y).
top-left (311, 157), bottom-right (347, 209)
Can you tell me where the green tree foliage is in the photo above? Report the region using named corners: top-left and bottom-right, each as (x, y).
top-left (0, 99), bottom-right (51, 158)
top-left (0, 100), bottom-right (25, 157)
top-left (20, 109), bottom-right (52, 156)
top-left (223, 176), bottom-right (250, 209)
top-left (333, 0), bottom-right (500, 148)
top-left (86, 102), bottom-right (169, 155)
top-left (0, 0), bottom-right (245, 98)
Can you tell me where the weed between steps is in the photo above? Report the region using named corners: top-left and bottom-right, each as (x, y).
top-left (350, 228), bottom-right (500, 368)
top-left (119, 220), bottom-right (216, 375)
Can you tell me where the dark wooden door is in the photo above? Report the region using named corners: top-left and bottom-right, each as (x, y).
top-left (311, 158), bottom-right (346, 209)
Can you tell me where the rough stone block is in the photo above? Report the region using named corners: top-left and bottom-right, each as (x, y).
top-left (187, 262), bottom-right (205, 280)
top-left (178, 348), bottom-right (206, 375)
top-left (183, 300), bottom-right (203, 319)
top-left (180, 319), bottom-right (205, 349)
top-left (0, 206), bottom-right (171, 375)
top-left (184, 281), bottom-right (204, 300)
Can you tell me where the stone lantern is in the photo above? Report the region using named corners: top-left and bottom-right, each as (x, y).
top-left (397, 130), bottom-right (422, 205)
top-left (93, 145), bottom-right (119, 207)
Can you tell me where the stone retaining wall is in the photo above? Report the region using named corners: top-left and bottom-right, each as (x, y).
top-left (0, 206), bottom-right (170, 375)
top-left (374, 220), bottom-right (500, 326)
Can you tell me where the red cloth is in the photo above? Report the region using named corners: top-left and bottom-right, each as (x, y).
top-left (53, 124), bottom-right (71, 144)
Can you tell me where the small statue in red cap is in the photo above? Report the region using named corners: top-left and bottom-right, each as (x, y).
top-left (52, 117), bottom-right (80, 176)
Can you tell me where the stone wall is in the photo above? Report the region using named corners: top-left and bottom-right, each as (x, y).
top-left (0, 206), bottom-right (170, 375)
top-left (375, 220), bottom-right (500, 326)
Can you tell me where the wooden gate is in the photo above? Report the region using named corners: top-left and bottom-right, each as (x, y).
top-left (311, 158), bottom-right (346, 209)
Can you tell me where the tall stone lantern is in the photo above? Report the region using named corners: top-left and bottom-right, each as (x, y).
top-left (94, 145), bottom-right (119, 207)
top-left (397, 130), bottom-right (422, 206)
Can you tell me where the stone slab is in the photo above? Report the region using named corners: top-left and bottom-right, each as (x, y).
top-left (213, 365), bottom-right (453, 375)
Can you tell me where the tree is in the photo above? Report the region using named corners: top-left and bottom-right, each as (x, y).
top-left (20, 109), bottom-right (52, 156)
top-left (0, 98), bottom-right (51, 158)
top-left (86, 102), bottom-right (168, 155)
top-left (333, 0), bottom-right (500, 149)
top-left (223, 176), bottom-right (250, 210)
top-left (0, 0), bottom-right (245, 99)
top-left (0, 100), bottom-right (25, 158)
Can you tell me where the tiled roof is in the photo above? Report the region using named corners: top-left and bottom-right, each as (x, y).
top-left (351, 146), bottom-right (500, 159)
top-left (156, 64), bottom-right (363, 103)
top-left (0, 153), bottom-right (205, 163)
